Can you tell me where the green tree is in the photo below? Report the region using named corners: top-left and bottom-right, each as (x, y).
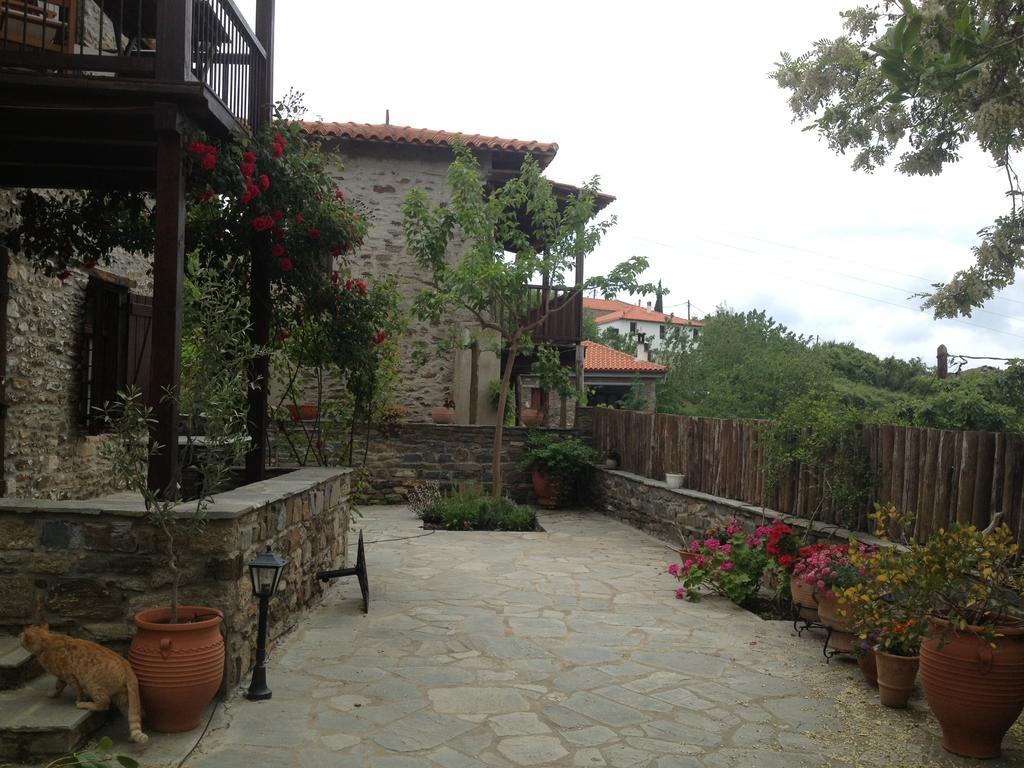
top-left (403, 144), bottom-right (644, 497)
top-left (773, 1), bottom-right (1024, 317)
top-left (657, 308), bottom-right (828, 418)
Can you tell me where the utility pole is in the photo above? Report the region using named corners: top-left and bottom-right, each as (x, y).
top-left (686, 300), bottom-right (691, 322)
top-left (937, 344), bottom-right (948, 379)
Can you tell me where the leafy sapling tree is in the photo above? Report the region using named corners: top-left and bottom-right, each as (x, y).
top-left (403, 143), bottom-right (647, 497)
top-left (773, 1), bottom-right (1024, 317)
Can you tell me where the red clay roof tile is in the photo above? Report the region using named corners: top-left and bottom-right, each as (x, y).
top-left (300, 121), bottom-right (558, 167)
top-left (584, 298), bottom-right (703, 327)
top-left (582, 341), bottom-right (667, 374)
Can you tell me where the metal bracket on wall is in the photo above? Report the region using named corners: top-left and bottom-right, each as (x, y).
top-left (317, 529), bottom-right (369, 613)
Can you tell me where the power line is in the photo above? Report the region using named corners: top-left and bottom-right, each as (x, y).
top-left (720, 228), bottom-right (1024, 309)
top-left (679, 232), bottom-right (1021, 323)
top-left (678, 245), bottom-right (1024, 342)
top-left (625, 233), bottom-right (1024, 342)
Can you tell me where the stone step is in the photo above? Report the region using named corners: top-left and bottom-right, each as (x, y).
top-left (0, 678), bottom-right (108, 762)
top-left (0, 636), bottom-right (40, 691)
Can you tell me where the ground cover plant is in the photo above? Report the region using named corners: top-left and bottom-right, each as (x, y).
top-left (413, 485), bottom-right (537, 531)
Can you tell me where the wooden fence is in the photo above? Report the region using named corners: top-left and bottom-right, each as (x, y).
top-left (592, 409), bottom-right (1024, 544)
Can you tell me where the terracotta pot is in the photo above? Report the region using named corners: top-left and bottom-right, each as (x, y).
top-left (919, 617), bottom-right (1024, 759)
top-left (816, 591), bottom-right (854, 653)
top-left (430, 407), bottom-right (455, 424)
top-left (129, 606), bottom-right (225, 733)
top-left (286, 404), bottom-right (318, 421)
top-left (520, 408), bottom-right (542, 427)
top-left (857, 647), bottom-right (878, 688)
top-left (875, 651), bottom-right (918, 708)
top-left (789, 578), bottom-right (818, 623)
top-left (531, 469), bottom-right (559, 508)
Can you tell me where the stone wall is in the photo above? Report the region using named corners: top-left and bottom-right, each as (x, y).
top-left (0, 468), bottom-right (350, 690)
top-left (325, 142), bottom-right (487, 422)
top-left (594, 468), bottom-right (887, 548)
top-left (0, 190), bottom-right (153, 500)
top-left (318, 422), bottom-right (580, 504)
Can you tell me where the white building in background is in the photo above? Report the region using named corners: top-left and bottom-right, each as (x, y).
top-left (584, 298), bottom-right (703, 357)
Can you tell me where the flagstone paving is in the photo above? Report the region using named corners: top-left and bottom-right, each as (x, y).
top-left (161, 505), bottom-right (1023, 768)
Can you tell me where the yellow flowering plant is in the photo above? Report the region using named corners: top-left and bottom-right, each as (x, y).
top-left (838, 545), bottom-right (926, 657)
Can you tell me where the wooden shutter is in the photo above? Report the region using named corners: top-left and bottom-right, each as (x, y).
top-left (126, 293), bottom-right (153, 400)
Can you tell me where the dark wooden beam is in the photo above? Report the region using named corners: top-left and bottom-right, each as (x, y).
top-left (244, 0), bottom-right (275, 483)
top-left (147, 103), bottom-right (186, 496)
top-left (0, 50), bottom-right (155, 74)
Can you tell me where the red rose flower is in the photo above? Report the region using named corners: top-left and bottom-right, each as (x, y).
top-left (198, 187), bottom-right (215, 202)
top-left (345, 279), bottom-right (353, 290)
top-left (241, 162), bottom-right (255, 179)
top-left (252, 215), bottom-right (275, 232)
top-left (272, 143), bottom-right (283, 158)
top-left (279, 257), bottom-right (293, 272)
top-left (294, 214), bottom-right (304, 225)
top-left (200, 153), bottom-right (217, 171)
top-left (271, 244), bottom-right (285, 257)
top-left (188, 140), bottom-right (206, 157)
top-left (259, 174), bottom-right (270, 191)
top-left (271, 209), bottom-right (283, 221)
top-left (331, 271), bottom-right (339, 284)
top-left (242, 151), bottom-right (257, 164)
top-left (335, 188), bottom-right (345, 201)
top-left (355, 280), bottom-right (367, 295)
top-left (372, 330), bottom-right (387, 345)
top-left (308, 227), bottom-right (320, 240)
top-left (275, 329), bottom-right (289, 342)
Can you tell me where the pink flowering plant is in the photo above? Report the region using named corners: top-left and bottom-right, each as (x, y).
top-left (792, 541), bottom-right (876, 597)
top-left (669, 518), bottom-right (769, 605)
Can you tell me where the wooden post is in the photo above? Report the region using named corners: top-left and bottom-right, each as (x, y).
top-left (155, 0), bottom-right (192, 82)
top-left (147, 103), bottom-right (186, 495)
top-left (937, 344), bottom-right (948, 379)
top-left (244, 0), bottom-right (276, 482)
top-left (469, 339), bottom-right (479, 425)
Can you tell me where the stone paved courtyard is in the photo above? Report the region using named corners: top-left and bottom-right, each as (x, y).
top-left (131, 505), bottom-right (1022, 768)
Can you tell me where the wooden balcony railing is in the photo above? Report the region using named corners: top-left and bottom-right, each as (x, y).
top-left (521, 285), bottom-right (583, 345)
top-left (0, 0), bottom-right (268, 130)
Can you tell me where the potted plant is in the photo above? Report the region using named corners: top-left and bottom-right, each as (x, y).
top-left (431, 396), bottom-right (456, 424)
top-left (100, 385), bottom-right (248, 733)
top-left (664, 472), bottom-right (684, 489)
top-left (794, 542), bottom-right (876, 653)
top-left (519, 430), bottom-right (597, 507)
top-left (905, 523), bottom-right (1024, 759)
top-left (838, 545), bottom-right (924, 707)
top-left (786, 542), bottom-right (826, 623)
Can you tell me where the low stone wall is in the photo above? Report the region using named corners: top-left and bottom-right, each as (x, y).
top-left (0, 468), bottom-right (350, 690)
top-left (356, 423), bottom-right (568, 504)
top-left (594, 468), bottom-right (887, 548)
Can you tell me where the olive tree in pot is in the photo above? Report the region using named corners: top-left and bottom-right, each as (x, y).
top-left (519, 430), bottom-right (597, 508)
top-left (99, 267), bottom-right (259, 733)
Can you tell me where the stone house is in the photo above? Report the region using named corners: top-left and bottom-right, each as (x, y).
top-left (300, 121), bottom-right (610, 426)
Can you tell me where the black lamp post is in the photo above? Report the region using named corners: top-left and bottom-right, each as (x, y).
top-left (246, 545), bottom-right (288, 701)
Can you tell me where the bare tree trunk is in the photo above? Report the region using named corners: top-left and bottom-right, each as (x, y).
top-left (469, 340), bottom-right (480, 425)
top-left (492, 343), bottom-right (518, 499)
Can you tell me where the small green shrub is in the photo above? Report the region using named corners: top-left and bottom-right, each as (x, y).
top-left (519, 430), bottom-right (598, 505)
top-left (431, 491), bottom-right (537, 531)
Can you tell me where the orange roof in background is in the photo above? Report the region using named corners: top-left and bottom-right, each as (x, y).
top-left (583, 297), bottom-right (703, 328)
top-left (582, 341), bottom-right (667, 375)
top-left (300, 122), bottom-right (559, 168)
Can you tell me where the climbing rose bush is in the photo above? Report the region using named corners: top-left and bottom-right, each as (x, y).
top-left (669, 518), bottom-right (769, 605)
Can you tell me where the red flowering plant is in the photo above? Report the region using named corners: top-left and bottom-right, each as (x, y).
top-left (750, 520), bottom-right (802, 573)
top-left (669, 518), bottom-right (770, 606)
top-left (793, 541), bottom-right (877, 598)
top-left (271, 272), bottom-right (404, 467)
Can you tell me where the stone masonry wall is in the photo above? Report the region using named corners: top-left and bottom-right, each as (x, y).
top-left (0, 190), bottom-right (153, 499)
top-left (323, 142), bottom-right (484, 421)
top-left (0, 468), bottom-right (350, 690)
top-left (344, 422), bottom-right (581, 505)
top-left (594, 468), bottom-right (888, 549)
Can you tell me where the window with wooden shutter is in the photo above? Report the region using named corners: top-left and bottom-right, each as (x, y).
top-left (80, 277), bottom-right (152, 433)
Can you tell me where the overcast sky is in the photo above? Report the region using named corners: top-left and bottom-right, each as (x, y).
top-left (240, 0), bottom-right (1024, 368)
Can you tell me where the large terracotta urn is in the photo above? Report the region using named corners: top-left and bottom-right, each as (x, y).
top-left (919, 618), bottom-right (1024, 759)
top-left (875, 651), bottom-right (918, 708)
top-left (531, 469), bottom-right (559, 508)
top-left (129, 606), bottom-right (225, 733)
top-left (789, 578), bottom-right (818, 623)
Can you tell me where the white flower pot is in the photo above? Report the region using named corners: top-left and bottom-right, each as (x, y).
top-left (665, 473), bottom-right (684, 489)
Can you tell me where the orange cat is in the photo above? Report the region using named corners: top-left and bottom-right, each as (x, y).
top-left (19, 623), bottom-right (148, 744)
